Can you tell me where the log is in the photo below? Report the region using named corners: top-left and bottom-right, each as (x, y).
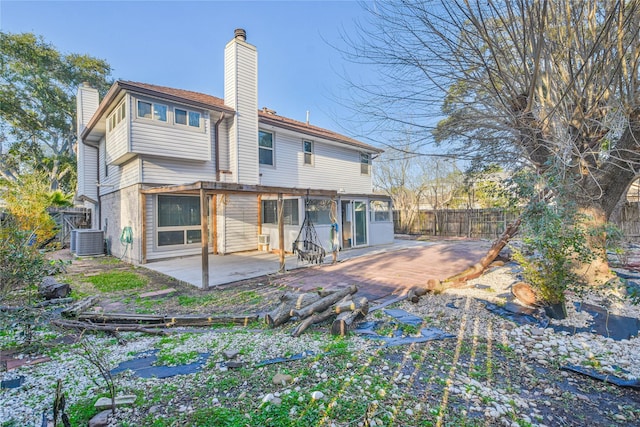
top-left (51, 319), bottom-right (168, 336)
top-left (39, 276), bottom-right (71, 300)
top-left (291, 285), bottom-right (357, 319)
top-left (333, 296), bottom-right (369, 315)
top-left (164, 314), bottom-right (259, 327)
top-left (265, 302), bottom-right (294, 328)
top-left (33, 297), bottom-right (74, 308)
top-left (61, 296), bottom-right (99, 317)
top-left (77, 312), bottom-right (259, 327)
top-left (290, 307), bottom-right (335, 337)
top-left (279, 292), bottom-right (322, 309)
top-left (331, 305), bottom-right (367, 337)
top-left (444, 217), bottom-right (521, 284)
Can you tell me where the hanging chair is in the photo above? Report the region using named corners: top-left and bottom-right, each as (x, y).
top-left (292, 194), bottom-right (326, 264)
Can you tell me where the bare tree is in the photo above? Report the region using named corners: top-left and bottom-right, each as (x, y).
top-left (344, 0), bottom-right (640, 279)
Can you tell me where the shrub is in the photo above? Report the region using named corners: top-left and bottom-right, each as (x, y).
top-left (0, 217), bottom-right (48, 300)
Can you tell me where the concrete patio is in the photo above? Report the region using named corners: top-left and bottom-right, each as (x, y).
top-left (142, 238), bottom-right (491, 298)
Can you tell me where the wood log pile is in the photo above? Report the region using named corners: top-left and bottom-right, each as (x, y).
top-left (52, 289), bottom-right (369, 337)
top-left (265, 284), bottom-right (369, 337)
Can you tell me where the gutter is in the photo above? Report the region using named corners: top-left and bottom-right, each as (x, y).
top-left (214, 112), bottom-right (225, 181)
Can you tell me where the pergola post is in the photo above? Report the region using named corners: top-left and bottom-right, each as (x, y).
top-left (200, 188), bottom-right (209, 289)
top-left (278, 193), bottom-right (285, 273)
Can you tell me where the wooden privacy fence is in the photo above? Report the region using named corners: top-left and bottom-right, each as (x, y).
top-left (48, 207), bottom-right (92, 247)
top-left (394, 208), bottom-right (520, 239)
top-left (395, 203), bottom-right (640, 241)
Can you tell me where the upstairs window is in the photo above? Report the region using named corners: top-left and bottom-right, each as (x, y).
top-left (107, 101), bottom-right (126, 132)
top-left (303, 140), bottom-right (313, 165)
top-left (259, 130), bottom-right (274, 166)
top-left (138, 100), bottom-right (167, 122)
top-left (361, 153), bottom-right (371, 175)
top-left (175, 108), bottom-right (201, 128)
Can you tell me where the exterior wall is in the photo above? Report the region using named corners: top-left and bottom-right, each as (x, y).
top-left (258, 129), bottom-right (373, 194)
top-left (79, 144), bottom-right (98, 201)
top-left (100, 185), bottom-right (142, 263)
top-left (105, 95), bottom-right (130, 165)
top-left (219, 194), bottom-right (258, 253)
top-left (128, 96), bottom-right (211, 162)
top-left (141, 157), bottom-right (215, 185)
top-left (368, 221), bottom-right (395, 246)
top-left (76, 84), bottom-right (99, 200)
top-left (225, 36), bottom-right (259, 185)
top-left (99, 140), bottom-right (141, 197)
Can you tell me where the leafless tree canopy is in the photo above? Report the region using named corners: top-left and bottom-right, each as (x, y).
top-left (344, 0), bottom-right (640, 219)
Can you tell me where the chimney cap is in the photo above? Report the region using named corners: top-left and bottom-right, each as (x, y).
top-left (234, 28), bottom-right (246, 41)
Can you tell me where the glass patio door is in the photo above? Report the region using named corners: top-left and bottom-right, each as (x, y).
top-left (353, 201), bottom-right (367, 246)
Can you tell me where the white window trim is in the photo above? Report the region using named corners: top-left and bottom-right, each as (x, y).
top-left (303, 140), bottom-right (314, 166)
top-left (259, 130), bottom-right (275, 167)
top-left (360, 153), bottom-right (371, 175)
top-left (155, 195), bottom-right (202, 250)
top-left (174, 107), bottom-right (202, 129)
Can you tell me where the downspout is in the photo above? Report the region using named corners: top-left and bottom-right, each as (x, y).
top-left (214, 111), bottom-right (225, 181)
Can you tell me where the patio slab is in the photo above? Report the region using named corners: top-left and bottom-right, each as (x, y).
top-left (143, 239), bottom-right (492, 302)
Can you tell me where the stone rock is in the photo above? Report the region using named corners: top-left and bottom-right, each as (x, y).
top-left (148, 405), bottom-right (160, 414)
top-left (272, 373), bottom-right (293, 385)
top-left (94, 394), bottom-right (136, 409)
top-left (311, 391), bottom-right (325, 400)
top-left (262, 393), bottom-right (275, 403)
top-left (89, 409), bottom-right (111, 427)
top-left (223, 349), bottom-right (240, 360)
top-left (225, 361), bottom-right (244, 369)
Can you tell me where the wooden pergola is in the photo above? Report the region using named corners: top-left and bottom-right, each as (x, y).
top-left (140, 181), bottom-right (338, 288)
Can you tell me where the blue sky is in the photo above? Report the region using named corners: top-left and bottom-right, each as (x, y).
top-left (1, 0), bottom-right (375, 141)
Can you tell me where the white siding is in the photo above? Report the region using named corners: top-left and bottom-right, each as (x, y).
top-left (225, 37), bottom-right (258, 185)
top-left (78, 144), bottom-right (98, 200)
top-left (142, 157), bottom-right (215, 185)
top-left (259, 130), bottom-right (373, 194)
top-left (76, 85), bottom-right (99, 135)
top-left (218, 118), bottom-right (231, 172)
top-left (220, 194), bottom-right (258, 253)
top-left (106, 96), bottom-right (130, 165)
top-left (130, 117), bottom-right (210, 161)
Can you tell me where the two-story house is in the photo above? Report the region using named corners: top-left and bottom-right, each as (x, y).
top-left (75, 29), bottom-right (393, 270)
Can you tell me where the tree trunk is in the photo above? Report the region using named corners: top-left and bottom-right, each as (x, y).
top-left (573, 204), bottom-right (615, 285)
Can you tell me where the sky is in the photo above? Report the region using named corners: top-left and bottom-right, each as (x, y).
top-left (1, 0), bottom-right (376, 142)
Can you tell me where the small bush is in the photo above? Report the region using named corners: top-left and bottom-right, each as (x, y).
top-left (0, 217), bottom-right (48, 300)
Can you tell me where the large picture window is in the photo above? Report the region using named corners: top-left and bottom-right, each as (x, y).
top-left (306, 199), bottom-right (333, 225)
top-left (259, 131), bottom-right (274, 166)
top-left (262, 199), bottom-right (298, 225)
top-left (157, 195), bottom-right (201, 246)
top-left (370, 200), bottom-right (391, 222)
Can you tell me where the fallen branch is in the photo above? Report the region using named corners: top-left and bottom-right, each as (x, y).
top-left (331, 298), bottom-right (369, 337)
top-left (51, 319), bottom-right (168, 336)
top-left (444, 217), bottom-right (521, 284)
top-left (291, 307), bottom-right (335, 337)
top-left (61, 296), bottom-right (99, 317)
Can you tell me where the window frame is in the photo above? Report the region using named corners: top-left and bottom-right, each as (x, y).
top-left (174, 107), bottom-right (201, 128)
top-left (303, 140), bottom-right (314, 166)
top-left (306, 199), bottom-right (333, 225)
top-left (259, 130), bottom-right (275, 166)
top-left (137, 99), bottom-right (168, 123)
top-left (156, 195), bottom-right (202, 248)
top-left (107, 101), bottom-right (126, 133)
top-left (360, 153), bottom-right (371, 175)
top-left (369, 200), bottom-right (392, 222)
top-left (261, 199), bottom-right (299, 225)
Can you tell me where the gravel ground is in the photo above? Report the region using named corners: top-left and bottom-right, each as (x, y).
top-left (1, 263), bottom-right (639, 426)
